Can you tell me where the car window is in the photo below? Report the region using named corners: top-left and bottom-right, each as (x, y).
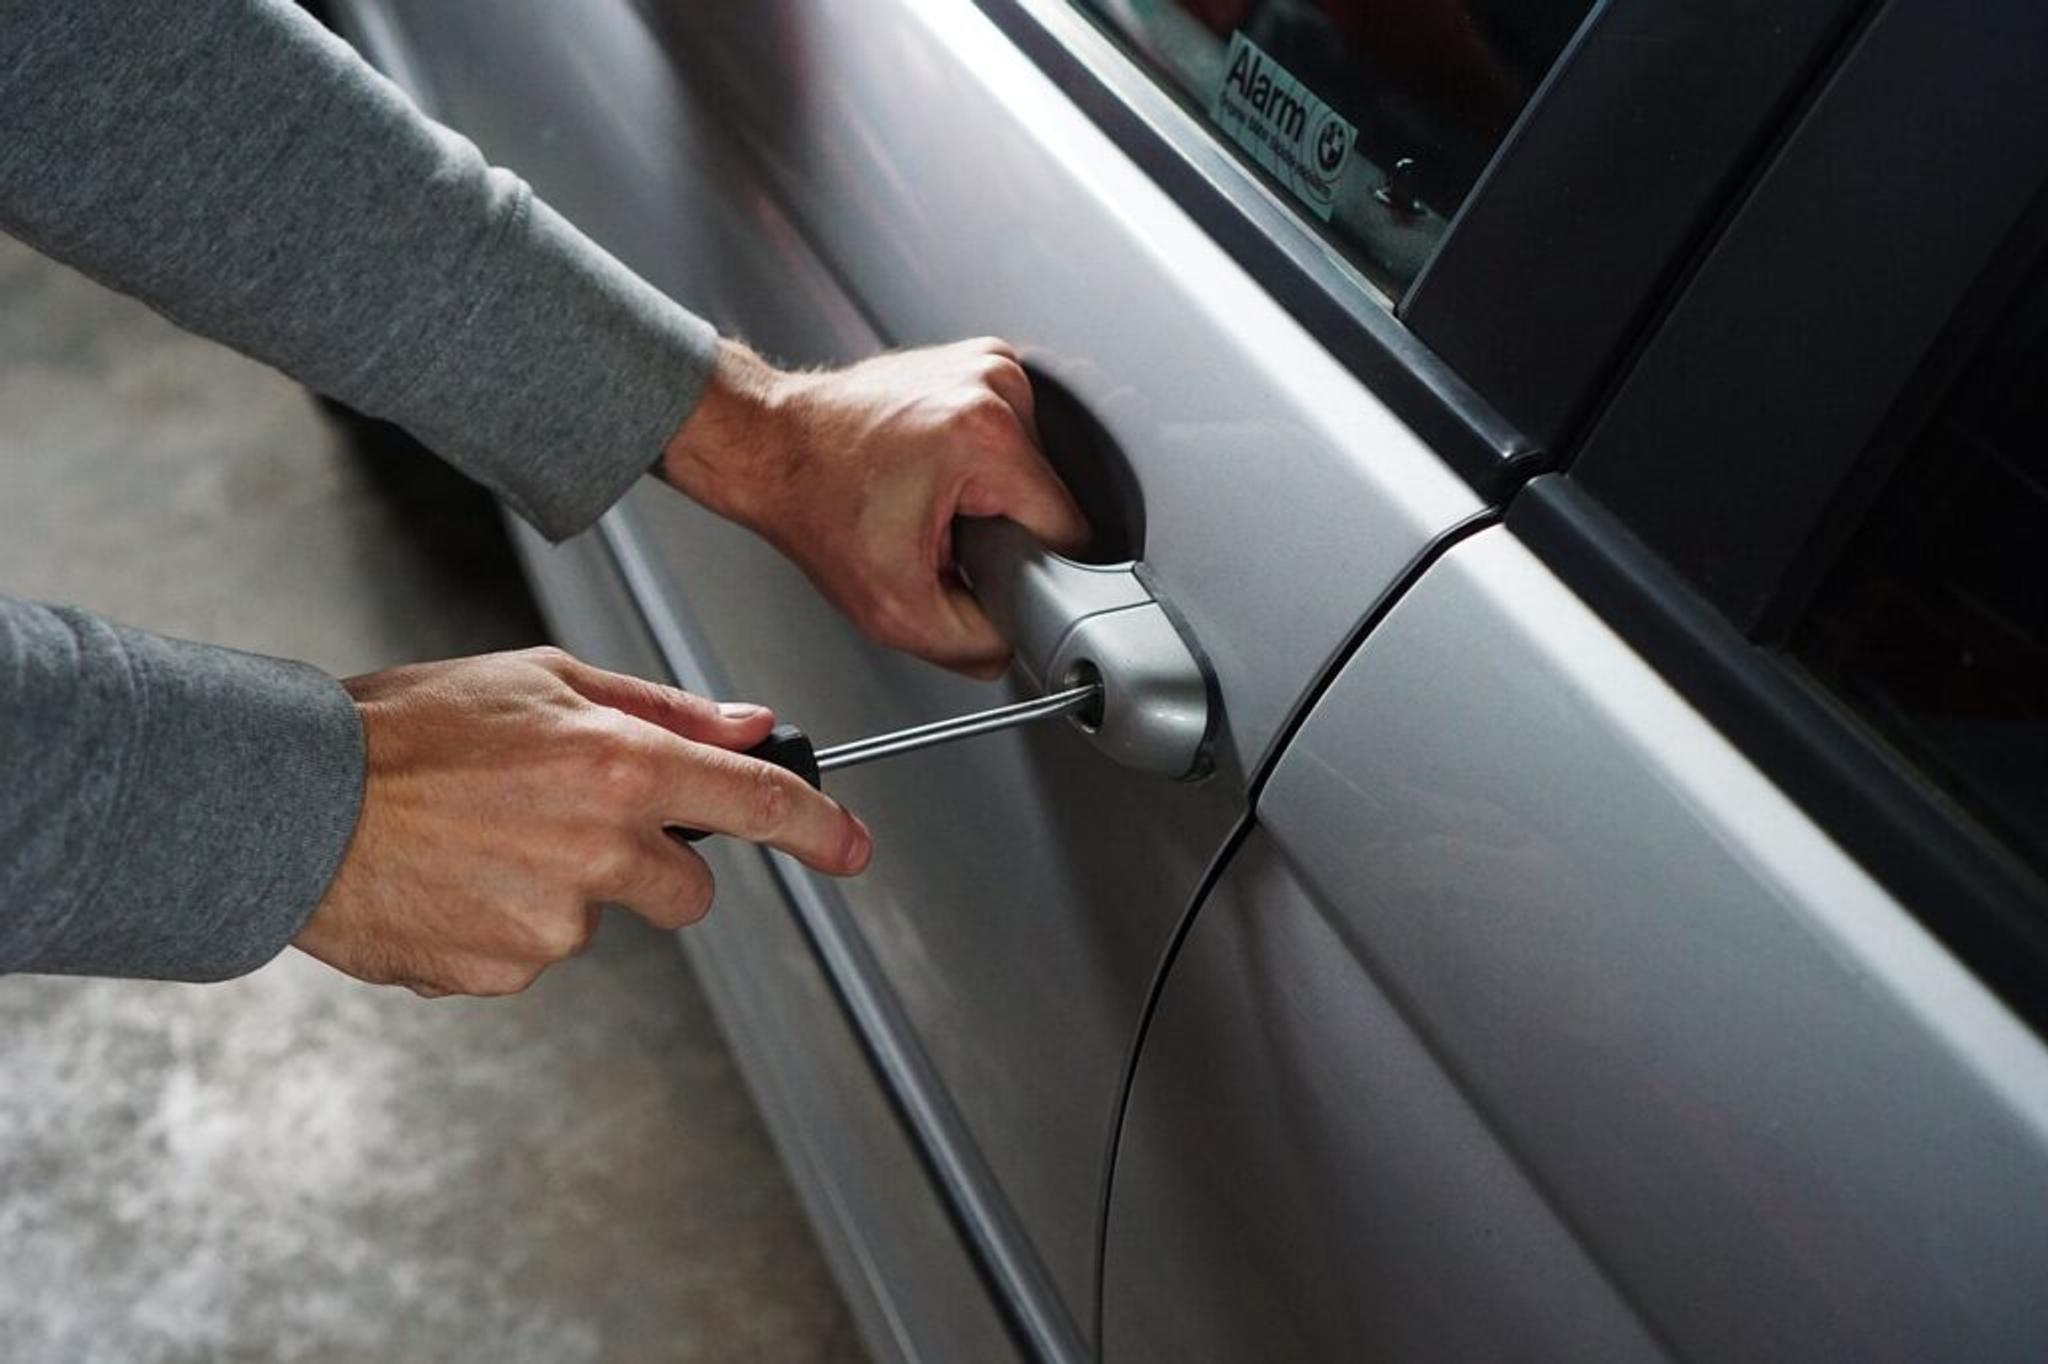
top-left (1076, 0), bottom-right (1595, 296)
top-left (1793, 244), bottom-right (2048, 876)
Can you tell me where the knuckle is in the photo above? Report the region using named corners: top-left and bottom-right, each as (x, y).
top-left (659, 683), bottom-right (708, 718)
top-left (539, 915), bottom-right (591, 961)
top-left (523, 645), bottom-right (575, 674)
top-left (673, 693), bottom-right (724, 733)
top-left (580, 836), bottom-right (639, 898)
top-left (741, 762), bottom-right (796, 838)
top-left (950, 389), bottom-right (1013, 438)
top-left (586, 735), bottom-right (654, 808)
top-left (596, 757), bottom-right (648, 808)
top-left (967, 389), bottom-right (1014, 425)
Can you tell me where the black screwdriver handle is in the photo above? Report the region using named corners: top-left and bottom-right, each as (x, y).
top-left (668, 724), bottom-right (821, 844)
top-left (741, 724), bottom-right (823, 789)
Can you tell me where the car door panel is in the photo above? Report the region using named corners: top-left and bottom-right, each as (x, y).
top-left (501, 517), bottom-right (1020, 1363)
top-left (1104, 828), bottom-right (1666, 1363)
top-left (355, 0), bottom-right (1485, 1339)
top-left (1108, 524), bottom-right (2048, 1359)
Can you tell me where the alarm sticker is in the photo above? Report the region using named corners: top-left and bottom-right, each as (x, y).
top-left (1209, 32), bottom-right (1356, 221)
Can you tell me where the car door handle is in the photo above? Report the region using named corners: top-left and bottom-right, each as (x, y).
top-left (956, 517), bottom-right (1212, 779)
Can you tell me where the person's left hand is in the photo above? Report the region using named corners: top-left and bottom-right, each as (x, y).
top-left (659, 337), bottom-right (1091, 679)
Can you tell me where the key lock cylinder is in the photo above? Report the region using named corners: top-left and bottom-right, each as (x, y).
top-left (954, 518), bottom-right (1213, 781)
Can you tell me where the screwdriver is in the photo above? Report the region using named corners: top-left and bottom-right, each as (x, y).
top-left (671, 682), bottom-right (1102, 843)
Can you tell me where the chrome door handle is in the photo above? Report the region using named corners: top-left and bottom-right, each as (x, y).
top-left (956, 518), bottom-right (1212, 779)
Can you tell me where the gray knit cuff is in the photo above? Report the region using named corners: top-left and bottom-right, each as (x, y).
top-left (14, 613), bottom-right (365, 982)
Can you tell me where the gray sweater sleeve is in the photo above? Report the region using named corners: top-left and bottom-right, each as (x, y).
top-left (0, 0), bottom-right (720, 537)
top-left (0, 604), bottom-right (364, 981)
top-left (0, 0), bottom-right (723, 979)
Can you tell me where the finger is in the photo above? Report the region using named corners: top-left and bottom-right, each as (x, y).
top-left (556, 657), bottom-right (776, 749)
top-left (979, 356), bottom-right (1038, 439)
top-left (657, 740), bottom-right (875, 875)
top-left (950, 400), bottom-right (1091, 556)
top-left (965, 335), bottom-right (1022, 363)
top-left (608, 833), bottom-right (718, 931)
top-left (958, 435), bottom-right (1092, 557)
top-left (992, 454), bottom-right (1092, 557)
top-left (902, 575), bottom-right (1012, 679)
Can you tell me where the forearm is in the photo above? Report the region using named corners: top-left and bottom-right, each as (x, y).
top-left (0, 0), bottom-right (717, 540)
top-left (0, 599), bottom-right (363, 981)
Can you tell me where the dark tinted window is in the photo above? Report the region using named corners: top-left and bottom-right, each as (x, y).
top-left (1078, 0), bottom-right (1595, 296)
top-left (1795, 250), bottom-right (2048, 873)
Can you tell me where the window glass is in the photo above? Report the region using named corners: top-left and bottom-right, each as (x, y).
top-left (1078, 0), bottom-right (1595, 296)
top-left (1794, 249), bottom-right (2048, 874)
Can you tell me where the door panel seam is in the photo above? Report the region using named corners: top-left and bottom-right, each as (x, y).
top-left (1090, 505), bottom-right (1499, 1347)
top-left (597, 508), bottom-right (1085, 1364)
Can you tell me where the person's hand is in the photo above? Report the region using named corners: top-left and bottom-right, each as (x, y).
top-left (294, 647), bottom-right (871, 998)
top-left (660, 338), bottom-right (1091, 679)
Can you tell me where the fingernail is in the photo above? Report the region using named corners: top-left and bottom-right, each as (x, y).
top-left (844, 820), bottom-right (874, 873)
top-left (719, 702), bottom-right (769, 720)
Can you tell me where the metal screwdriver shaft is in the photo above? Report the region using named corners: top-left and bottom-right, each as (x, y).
top-left (814, 682), bottom-right (1101, 773)
top-left (671, 683), bottom-right (1102, 844)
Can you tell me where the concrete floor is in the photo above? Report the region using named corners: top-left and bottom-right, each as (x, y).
top-left (0, 236), bottom-right (867, 1362)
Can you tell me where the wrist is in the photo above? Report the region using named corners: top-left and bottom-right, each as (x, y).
top-left (660, 339), bottom-right (805, 528)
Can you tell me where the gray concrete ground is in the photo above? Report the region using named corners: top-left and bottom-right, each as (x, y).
top-left (0, 236), bottom-right (866, 1362)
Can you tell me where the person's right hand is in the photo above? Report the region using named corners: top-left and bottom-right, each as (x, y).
top-left (659, 338), bottom-right (1090, 679)
top-left (293, 647), bottom-right (871, 998)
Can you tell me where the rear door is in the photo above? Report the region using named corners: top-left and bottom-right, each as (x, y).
top-left (1106, 2), bottom-right (2048, 1357)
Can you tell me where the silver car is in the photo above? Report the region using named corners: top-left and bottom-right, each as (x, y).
top-left (325, 1), bottom-right (2048, 1359)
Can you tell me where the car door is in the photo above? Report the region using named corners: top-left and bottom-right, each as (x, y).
top-left (327, 0), bottom-right (1494, 1353)
top-left (321, 0), bottom-right (1917, 1355)
top-left (1105, 2), bottom-right (2048, 1358)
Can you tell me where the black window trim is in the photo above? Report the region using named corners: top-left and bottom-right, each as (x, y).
top-left (1768, 181), bottom-right (2048, 645)
top-left (1510, 0), bottom-right (2048, 1033)
top-left (1403, 0), bottom-right (1876, 454)
top-left (1567, 0), bottom-right (2048, 636)
top-left (1511, 476), bottom-right (2048, 1036)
